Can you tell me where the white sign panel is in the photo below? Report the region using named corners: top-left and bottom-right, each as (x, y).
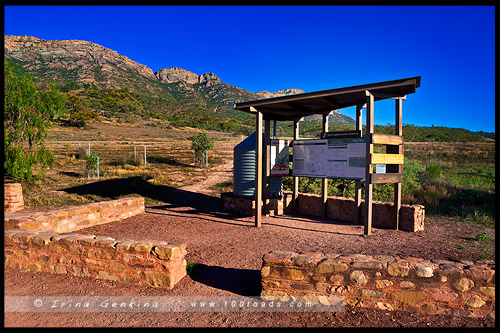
top-left (292, 140), bottom-right (327, 177)
top-left (293, 138), bottom-right (366, 179)
top-left (270, 139), bottom-right (290, 176)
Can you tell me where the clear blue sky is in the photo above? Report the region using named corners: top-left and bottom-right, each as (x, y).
top-left (4, 5), bottom-right (495, 132)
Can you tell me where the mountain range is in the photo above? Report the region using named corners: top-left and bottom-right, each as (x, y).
top-left (4, 34), bottom-right (356, 132)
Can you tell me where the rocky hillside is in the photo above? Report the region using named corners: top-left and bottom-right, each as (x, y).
top-left (4, 34), bottom-right (355, 132)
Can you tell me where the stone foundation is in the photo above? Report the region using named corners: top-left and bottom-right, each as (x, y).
top-left (261, 251), bottom-right (495, 318)
top-left (4, 197), bottom-right (145, 233)
top-left (286, 192), bottom-right (425, 232)
top-left (4, 182), bottom-right (24, 213)
top-left (221, 192), bottom-right (289, 217)
top-left (4, 229), bottom-right (187, 289)
top-left (221, 191), bottom-right (424, 232)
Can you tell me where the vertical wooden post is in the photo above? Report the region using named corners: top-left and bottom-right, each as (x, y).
top-left (321, 111), bottom-right (329, 219)
top-left (264, 120), bottom-right (271, 200)
top-left (292, 118), bottom-right (300, 214)
top-left (254, 107), bottom-right (263, 227)
top-left (354, 103), bottom-right (363, 225)
top-left (364, 91), bottom-right (374, 235)
top-left (394, 97), bottom-right (403, 230)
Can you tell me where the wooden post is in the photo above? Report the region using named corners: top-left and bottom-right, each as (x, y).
top-left (321, 111), bottom-right (329, 219)
top-left (292, 118), bottom-right (300, 214)
top-left (394, 97), bottom-right (403, 230)
top-left (354, 103), bottom-right (363, 225)
top-left (144, 146), bottom-right (147, 166)
top-left (364, 91), bottom-right (374, 235)
top-left (264, 119), bottom-right (271, 200)
top-left (254, 107), bottom-right (263, 227)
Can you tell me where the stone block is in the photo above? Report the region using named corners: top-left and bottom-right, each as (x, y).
top-left (145, 272), bottom-right (173, 288)
top-left (316, 258), bottom-right (348, 274)
top-left (350, 270), bottom-right (368, 286)
top-left (391, 291), bottom-right (427, 305)
top-left (388, 261), bottom-right (410, 277)
top-left (153, 245), bottom-right (180, 260)
top-left (479, 287), bottom-right (495, 297)
top-left (467, 265), bottom-right (495, 283)
top-left (466, 295), bottom-right (486, 308)
top-left (284, 269), bottom-right (304, 281)
top-left (414, 262), bottom-right (435, 278)
top-left (454, 278), bottom-right (475, 292)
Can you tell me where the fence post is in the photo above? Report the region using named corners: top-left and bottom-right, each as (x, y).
top-left (97, 156), bottom-right (100, 180)
top-left (144, 146), bottom-right (147, 166)
top-left (88, 142), bottom-right (90, 155)
top-left (134, 146), bottom-right (136, 164)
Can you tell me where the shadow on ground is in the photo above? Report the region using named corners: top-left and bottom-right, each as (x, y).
top-left (61, 176), bottom-right (223, 215)
top-left (188, 264), bottom-right (261, 296)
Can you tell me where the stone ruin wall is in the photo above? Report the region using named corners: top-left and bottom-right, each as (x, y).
top-left (261, 251), bottom-right (495, 318)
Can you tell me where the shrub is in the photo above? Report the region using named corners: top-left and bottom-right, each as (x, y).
top-left (191, 132), bottom-right (214, 168)
top-left (427, 163), bottom-right (442, 180)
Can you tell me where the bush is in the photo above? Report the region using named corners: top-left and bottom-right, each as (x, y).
top-left (427, 163), bottom-right (442, 180)
top-left (191, 132), bottom-right (214, 168)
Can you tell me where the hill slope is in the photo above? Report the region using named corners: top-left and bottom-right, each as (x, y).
top-left (4, 34), bottom-right (356, 132)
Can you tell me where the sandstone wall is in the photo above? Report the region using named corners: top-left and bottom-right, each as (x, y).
top-left (4, 229), bottom-right (187, 289)
top-left (221, 192), bottom-right (288, 217)
top-left (286, 192), bottom-right (424, 232)
top-left (4, 197), bottom-right (145, 233)
top-left (221, 191), bottom-right (424, 232)
top-left (4, 182), bottom-right (25, 213)
top-left (261, 251), bottom-right (495, 318)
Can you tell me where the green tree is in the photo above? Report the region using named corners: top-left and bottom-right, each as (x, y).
top-left (191, 131), bottom-right (214, 168)
top-left (64, 93), bottom-right (99, 127)
top-left (4, 60), bottom-right (66, 180)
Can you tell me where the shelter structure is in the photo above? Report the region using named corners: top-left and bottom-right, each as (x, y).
top-left (232, 76), bottom-right (421, 235)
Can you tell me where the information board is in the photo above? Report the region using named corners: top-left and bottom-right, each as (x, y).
top-left (293, 138), bottom-right (366, 179)
top-left (270, 139), bottom-right (290, 176)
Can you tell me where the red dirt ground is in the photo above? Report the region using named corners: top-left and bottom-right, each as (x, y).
top-left (4, 188), bottom-right (495, 328)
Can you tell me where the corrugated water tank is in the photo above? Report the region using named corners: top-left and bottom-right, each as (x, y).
top-left (233, 132), bottom-right (283, 197)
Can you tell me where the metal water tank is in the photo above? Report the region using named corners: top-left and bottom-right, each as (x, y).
top-left (233, 132), bottom-right (283, 197)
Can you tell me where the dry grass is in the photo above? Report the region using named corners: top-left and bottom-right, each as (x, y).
top-left (20, 121), bottom-right (239, 209)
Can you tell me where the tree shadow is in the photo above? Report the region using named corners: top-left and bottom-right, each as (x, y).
top-left (189, 264), bottom-right (261, 296)
top-left (59, 171), bottom-right (81, 178)
top-left (60, 176), bottom-right (225, 215)
top-left (146, 156), bottom-right (194, 168)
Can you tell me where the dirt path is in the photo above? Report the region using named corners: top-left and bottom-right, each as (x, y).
top-left (180, 160), bottom-right (233, 195)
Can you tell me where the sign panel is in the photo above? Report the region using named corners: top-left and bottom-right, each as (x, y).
top-left (292, 140), bottom-right (327, 177)
top-left (270, 139), bottom-right (290, 176)
top-left (321, 130), bottom-right (362, 139)
top-left (326, 138), bottom-right (366, 179)
top-left (293, 138), bottom-right (366, 179)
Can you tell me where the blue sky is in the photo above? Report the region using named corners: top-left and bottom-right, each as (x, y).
top-left (4, 5), bottom-right (495, 132)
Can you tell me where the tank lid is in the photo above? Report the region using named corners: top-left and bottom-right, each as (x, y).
top-left (234, 131), bottom-right (257, 150)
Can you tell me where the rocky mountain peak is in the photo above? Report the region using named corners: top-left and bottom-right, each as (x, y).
top-left (154, 68), bottom-right (221, 87)
top-left (154, 67), bottom-right (199, 85)
top-left (255, 88), bottom-right (305, 99)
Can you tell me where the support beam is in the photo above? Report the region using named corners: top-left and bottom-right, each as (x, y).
top-left (394, 97), bottom-right (403, 230)
top-left (253, 107), bottom-right (263, 227)
top-left (354, 103), bottom-right (363, 224)
top-left (264, 120), bottom-right (271, 200)
top-left (364, 91), bottom-right (374, 235)
top-left (321, 111), bottom-right (329, 219)
top-left (292, 118), bottom-right (300, 214)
